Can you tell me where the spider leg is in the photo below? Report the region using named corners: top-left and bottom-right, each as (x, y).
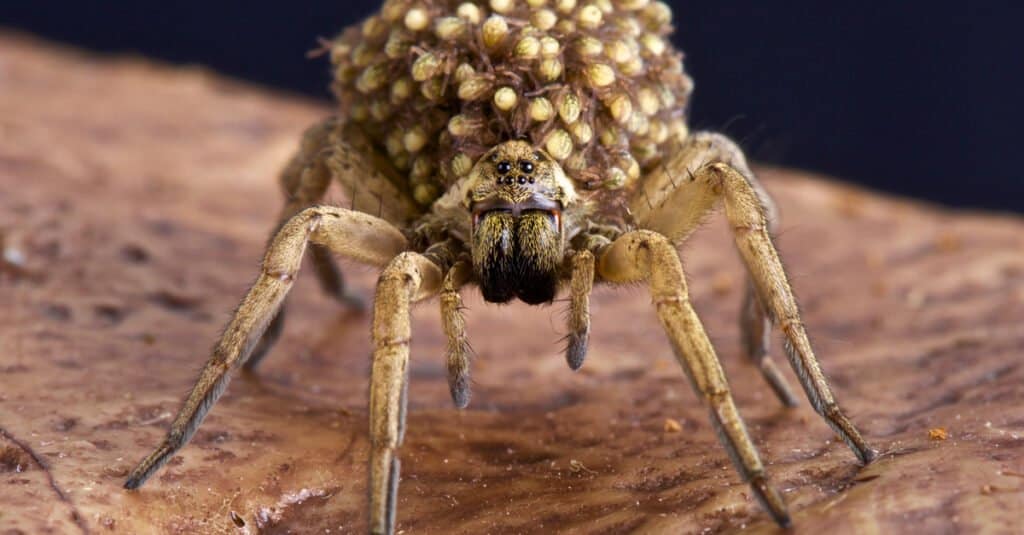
top-left (711, 160), bottom-right (876, 463)
top-left (247, 120), bottom-right (369, 370)
top-left (368, 251), bottom-right (444, 535)
top-left (634, 132), bottom-right (875, 464)
top-left (740, 280), bottom-right (798, 406)
top-left (595, 230), bottom-right (790, 527)
top-left (632, 133), bottom-right (800, 407)
top-left (442, 260), bottom-right (473, 408)
top-left (565, 249), bottom-right (595, 370)
top-left (737, 193), bottom-right (800, 407)
top-left (123, 206), bottom-right (406, 490)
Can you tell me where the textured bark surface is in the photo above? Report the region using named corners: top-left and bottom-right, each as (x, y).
top-left (1, 33), bottom-right (1023, 534)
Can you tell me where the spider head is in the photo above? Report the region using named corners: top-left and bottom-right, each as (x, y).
top-left (465, 140), bottom-right (577, 305)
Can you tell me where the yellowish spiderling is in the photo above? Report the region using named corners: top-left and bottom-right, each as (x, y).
top-left (404, 7), bottom-right (430, 31)
top-left (493, 86), bottom-right (518, 110)
top-left (532, 9), bottom-right (558, 30)
top-left (490, 0), bottom-right (516, 14)
top-left (577, 4), bottom-right (603, 29)
top-left (557, 92), bottom-right (582, 123)
top-left (529, 97), bottom-right (555, 122)
top-left (539, 36), bottom-right (561, 56)
top-left (538, 58), bottom-right (563, 80)
top-left (356, 63), bottom-right (388, 93)
top-left (556, 0), bottom-right (577, 13)
top-left (545, 128), bottom-right (573, 160)
top-left (514, 36), bottom-right (541, 59)
top-left (569, 121), bottom-right (594, 144)
top-left (456, 2), bottom-right (482, 23)
top-left (482, 15), bottom-right (510, 49)
top-left (403, 126), bottom-right (428, 153)
top-left (458, 76), bottom-right (492, 100)
top-left (435, 17), bottom-right (466, 40)
top-left (585, 63), bottom-right (616, 87)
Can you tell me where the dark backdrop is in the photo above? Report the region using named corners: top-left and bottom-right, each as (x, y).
top-left (3, 2), bottom-right (1022, 212)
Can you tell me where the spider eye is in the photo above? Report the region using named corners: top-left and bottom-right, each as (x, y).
top-left (519, 161), bottom-right (534, 174)
top-left (496, 161), bottom-right (512, 174)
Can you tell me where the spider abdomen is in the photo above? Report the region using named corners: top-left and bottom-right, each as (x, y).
top-left (328, 0), bottom-right (694, 209)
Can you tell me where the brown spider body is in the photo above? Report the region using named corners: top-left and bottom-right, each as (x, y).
top-left (328, 0), bottom-right (691, 214)
top-left (123, 2), bottom-right (877, 533)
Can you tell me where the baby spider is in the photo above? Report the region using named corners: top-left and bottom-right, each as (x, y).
top-left (123, 1), bottom-right (876, 532)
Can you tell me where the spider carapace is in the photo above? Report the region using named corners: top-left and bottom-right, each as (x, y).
top-left (123, 1), bottom-right (877, 532)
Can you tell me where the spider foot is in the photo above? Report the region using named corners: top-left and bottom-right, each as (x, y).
top-left (750, 474), bottom-right (791, 528)
top-left (565, 330), bottom-right (589, 371)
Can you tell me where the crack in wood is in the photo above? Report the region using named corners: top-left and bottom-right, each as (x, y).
top-left (0, 426), bottom-right (91, 534)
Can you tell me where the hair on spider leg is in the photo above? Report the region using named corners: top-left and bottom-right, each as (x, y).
top-left (306, 36), bottom-right (335, 59)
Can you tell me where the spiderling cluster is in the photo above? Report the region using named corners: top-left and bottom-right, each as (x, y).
top-left (328, 0), bottom-right (693, 206)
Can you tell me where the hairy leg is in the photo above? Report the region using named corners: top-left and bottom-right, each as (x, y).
top-left (633, 132), bottom-right (875, 463)
top-left (368, 251), bottom-right (444, 535)
top-left (565, 249), bottom-right (595, 370)
top-left (441, 260), bottom-right (472, 408)
top-left (123, 206), bottom-right (406, 489)
top-left (595, 230), bottom-right (790, 526)
top-left (247, 120), bottom-right (367, 370)
top-left (631, 133), bottom-right (799, 406)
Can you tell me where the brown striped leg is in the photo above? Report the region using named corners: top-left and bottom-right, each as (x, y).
top-left (565, 249), bottom-right (595, 370)
top-left (368, 252), bottom-right (443, 535)
top-left (702, 159), bottom-right (876, 464)
top-left (595, 230), bottom-right (790, 527)
top-left (123, 206), bottom-right (406, 489)
top-left (631, 132), bottom-right (801, 407)
top-left (246, 120), bottom-right (365, 370)
top-left (441, 260), bottom-right (472, 408)
top-left (636, 135), bottom-right (876, 463)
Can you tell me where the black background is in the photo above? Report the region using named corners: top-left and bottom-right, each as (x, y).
top-left (3, 2), bottom-right (1022, 212)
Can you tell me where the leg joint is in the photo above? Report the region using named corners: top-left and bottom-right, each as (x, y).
top-left (778, 316), bottom-right (804, 336)
top-left (377, 336), bottom-right (412, 348)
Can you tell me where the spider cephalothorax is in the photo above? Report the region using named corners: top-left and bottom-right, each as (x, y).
top-left (466, 141), bottom-right (578, 303)
top-left (123, 2), bottom-right (877, 534)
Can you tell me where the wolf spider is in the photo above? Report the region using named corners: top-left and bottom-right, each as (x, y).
top-left (122, 120), bottom-right (875, 532)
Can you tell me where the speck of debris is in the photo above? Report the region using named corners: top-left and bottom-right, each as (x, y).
top-left (569, 459), bottom-right (596, 474)
top-left (663, 418), bottom-right (682, 433)
top-left (928, 427), bottom-right (949, 441)
top-left (120, 244), bottom-right (150, 263)
top-left (230, 510), bottom-right (246, 528)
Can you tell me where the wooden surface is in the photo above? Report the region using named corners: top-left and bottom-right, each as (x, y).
top-left (1, 33), bottom-right (1023, 534)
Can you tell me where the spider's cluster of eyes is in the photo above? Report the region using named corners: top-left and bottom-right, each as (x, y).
top-left (495, 160), bottom-right (536, 185)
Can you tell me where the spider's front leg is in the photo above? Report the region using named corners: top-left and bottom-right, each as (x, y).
top-left (595, 230), bottom-right (790, 525)
top-left (565, 249), bottom-right (596, 370)
top-left (368, 249), bottom-right (446, 535)
top-left (249, 118), bottom-right (422, 370)
top-left (123, 206), bottom-right (406, 489)
top-left (441, 260), bottom-right (473, 408)
top-left (634, 132), bottom-right (876, 464)
top-left (634, 132), bottom-right (799, 407)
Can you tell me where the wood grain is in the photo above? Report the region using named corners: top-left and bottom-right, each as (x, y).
top-left (1, 33), bottom-right (1022, 534)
